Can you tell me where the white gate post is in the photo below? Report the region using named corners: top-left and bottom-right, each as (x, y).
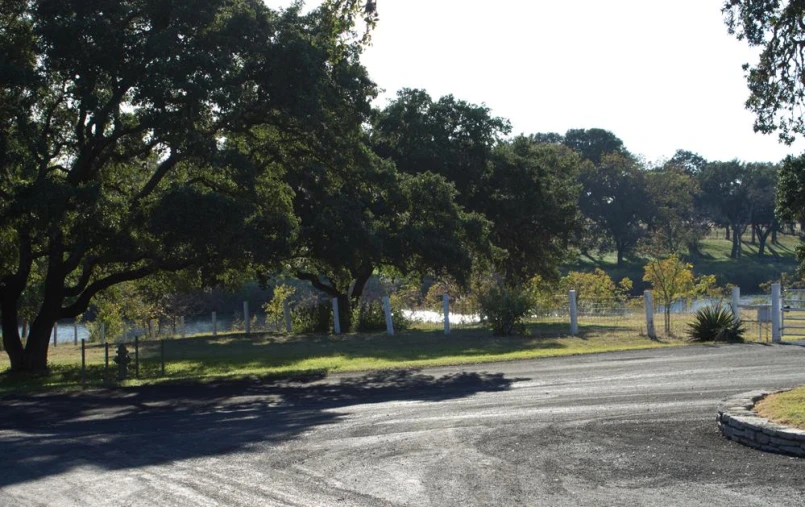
top-left (383, 296), bottom-right (394, 336)
top-left (332, 298), bottom-right (341, 334)
top-left (772, 283), bottom-right (782, 343)
top-left (74, 321), bottom-right (78, 345)
top-left (731, 287), bottom-right (741, 325)
top-left (283, 300), bottom-right (293, 334)
top-left (243, 301), bottom-right (250, 334)
top-left (212, 312), bottom-right (217, 336)
top-left (644, 290), bottom-right (656, 339)
top-left (443, 294), bottom-right (450, 335)
top-left (569, 290), bottom-right (578, 336)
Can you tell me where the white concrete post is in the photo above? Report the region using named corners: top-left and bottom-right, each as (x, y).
top-left (74, 321), bottom-right (78, 345)
top-left (150, 319), bottom-right (157, 340)
top-left (243, 302), bottom-right (250, 334)
top-left (731, 287), bottom-right (741, 325)
top-left (383, 296), bottom-right (394, 336)
top-left (180, 316), bottom-right (185, 338)
top-left (283, 300), bottom-right (292, 334)
top-left (101, 322), bottom-right (106, 344)
top-left (644, 290), bottom-right (656, 339)
top-left (332, 298), bottom-right (341, 334)
top-left (569, 290), bottom-right (578, 336)
top-left (442, 294), bottom-right (451, 335)
top-left (772, 283), bottom-right (782, 343)
top-left (212, 312), bottom-right (217, 336)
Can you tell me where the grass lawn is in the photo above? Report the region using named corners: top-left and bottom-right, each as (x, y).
top-left (754, 386), bottom-right (805, 431)
top-left (0, 319), bottom-right (692, 394)
top-left (571, 233), bottom-right (800, 293)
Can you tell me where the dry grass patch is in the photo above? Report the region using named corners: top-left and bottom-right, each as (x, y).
top-left (754, 386), bottom-right (805, 430)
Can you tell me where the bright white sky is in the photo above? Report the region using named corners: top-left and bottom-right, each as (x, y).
top-left (267, 0), bottom-right (804, 164)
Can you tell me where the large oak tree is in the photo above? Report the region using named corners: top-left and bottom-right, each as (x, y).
top-left (0, 0), bottom-right (376, 372)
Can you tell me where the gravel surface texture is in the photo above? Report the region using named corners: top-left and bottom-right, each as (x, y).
top-left (2, 342), bottom-right (805, 506)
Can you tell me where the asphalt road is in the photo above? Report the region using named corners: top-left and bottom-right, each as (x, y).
top-left (2, 343), bottom-right (805, 506)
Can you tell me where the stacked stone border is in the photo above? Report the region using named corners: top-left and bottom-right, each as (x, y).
top-left (717, 390), bottom-right (805, 457)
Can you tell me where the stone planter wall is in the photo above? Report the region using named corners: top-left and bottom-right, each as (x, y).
top-left (717, 390), bottom-right (805, 458)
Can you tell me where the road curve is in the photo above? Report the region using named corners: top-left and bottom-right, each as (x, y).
top-left (2, 343), bottom-right (805, 506)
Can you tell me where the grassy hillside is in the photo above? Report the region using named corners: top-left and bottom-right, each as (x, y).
top-left (569, 233), bottom-right (801, 294)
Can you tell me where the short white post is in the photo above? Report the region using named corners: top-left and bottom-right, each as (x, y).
top-left (644, 290), bottom-right (656, 339)
top-left (443, 294), bottom-right (450, 335)
top-left (772, 283), bottom-right (782, 343)
top-left (74, 320), bottom-right (78, 345)
top-left (180, 316), bottom-right (185, 338)
top-left (731, 286), bottom-right (741, 325)
top-left (283, 300), bottom-right (292, 334)
top-left (243, 301), bottom-right (250, 334)
top-left (212, 312), bottom-right (217, 336)
top-left (101, 322), bottom-right (106, 343)
top-left (383, 296), bottom-right (394, 336)
top-left (569, 290), bottom-right (578, 336)
top-left (150, 319), bottom-right (157, 340)
top-left (332, 298), bottom-right (341, 334)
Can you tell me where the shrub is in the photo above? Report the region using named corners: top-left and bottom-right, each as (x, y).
top-left (351, 298), bottom-right (410, 333)
top-left (477, 283), bottom-right (534, 336)
top-left (687, 304), bottom-right (745, 342)
top-left (263, 284), bottom-right (295, 332)
top-left (351, 300), bottom-right (386, 332)
top-left (292, 300), bottom-right (332, 334)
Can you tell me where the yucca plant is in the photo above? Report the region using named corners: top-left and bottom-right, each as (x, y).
top-left (687, 304), bottom-right (746, 342)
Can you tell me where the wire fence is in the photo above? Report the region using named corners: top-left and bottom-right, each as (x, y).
top-left (4, 287), bottom-right (787, 387)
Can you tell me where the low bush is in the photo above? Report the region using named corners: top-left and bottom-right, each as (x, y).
top-left (351, 299), bottom-right (410, 333)
top-left (351, 300), bottom-right (386, 332)
top-left (687, 304), bottom-right (745, 342)
top-left (477, 283), bottom-right (534, 336)
top-left (292, 300), bottom-right (332, 334)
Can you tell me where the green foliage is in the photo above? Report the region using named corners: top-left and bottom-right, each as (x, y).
top-left (0, 0), bottom-right (376, 371)
top-left (687, 304), bottom-right (745, 342)
top-left (484, 137), bottom-right (582, 283)
top-left (349, 298), bottom-right (410, 333)
top-left (263, 285), bottom-right (295, 332)
top-left (291, 300), bottom-right (333, 334)
top-left (644, 165), bottom-right (706, 255)
top-left (723, 0), bottom-right (805, 143)
top-left (560, 269), bottom-right (632, 311)
top-left (562, 128), bottom-right (629, 165)
top-left (477, 282), bottom-right (535, 336)
top-left (578, 152), bottom-right (652, 266)
top-left (643, 254), bottom-right (717, 335)
top-left (351, 300), bottom-right (386, 332)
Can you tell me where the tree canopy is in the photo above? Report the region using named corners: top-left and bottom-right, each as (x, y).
top-left (723, 0), bottom-right (805, 143)
top-left (0, 0), bottom-right (376, 371)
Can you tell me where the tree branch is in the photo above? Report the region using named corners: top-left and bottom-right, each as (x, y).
top-left (134, 153), bottom-right (181, 201)
top-left (295, 271), bottom-right (341, 297)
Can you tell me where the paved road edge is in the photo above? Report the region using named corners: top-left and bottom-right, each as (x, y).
top-left (718, 390), bottom-right (805, 457)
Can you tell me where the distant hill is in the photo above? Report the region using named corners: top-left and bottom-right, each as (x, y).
top-left (566, 233), bottom-right (800, 295)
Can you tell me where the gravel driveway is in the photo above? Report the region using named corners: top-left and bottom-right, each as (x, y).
top-left (2, 343), bottom-right (805, 506)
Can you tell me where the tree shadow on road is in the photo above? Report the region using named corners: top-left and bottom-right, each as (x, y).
top-left (0, 369), bottom-right (525, 488)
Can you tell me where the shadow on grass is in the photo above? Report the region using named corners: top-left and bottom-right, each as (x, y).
top-left (0, 368), bottom-right (525, 488)
top-left (1, 320), bottom-right (657, 390)
top-left (131, 328), bottom-right (572, 373)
